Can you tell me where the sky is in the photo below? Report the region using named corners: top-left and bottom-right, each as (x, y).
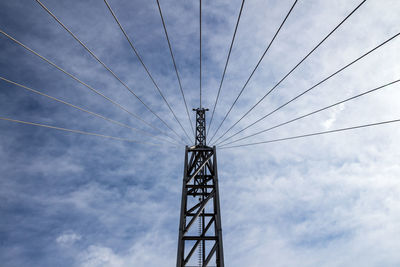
top-left (1, 0), bottom-right (400, 266)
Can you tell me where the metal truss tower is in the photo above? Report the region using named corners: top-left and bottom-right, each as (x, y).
top-left (177, 108), bottom-right (225, 267)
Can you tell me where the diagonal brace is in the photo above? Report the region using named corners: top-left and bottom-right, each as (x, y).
top-left (184, 190), bottom-right (215, 234)
top-left (186, 153), bottom-right (213, 183)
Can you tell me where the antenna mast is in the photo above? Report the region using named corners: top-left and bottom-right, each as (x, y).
top-left (177, 108), bottom-right (224, 267)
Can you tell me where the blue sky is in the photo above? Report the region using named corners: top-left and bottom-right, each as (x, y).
top-left (1, 0), bottom-right (400, 266)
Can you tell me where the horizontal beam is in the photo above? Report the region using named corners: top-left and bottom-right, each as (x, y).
top-left (186, 185), bottom-right (214, 189)
top-left (187, 192), bottom-right (211, 197)
top-left (183, 236), bottom-right (217, 241)
top-left (188, 146), bottom-right (213, 152)
top-left (186, 212), bottom-right (215, 217)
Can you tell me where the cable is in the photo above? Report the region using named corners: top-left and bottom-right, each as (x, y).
top-left (199, 0), bottom-right (202, 108)
top-left (0, 30), bottom-right (181, 144)
top-left (219, 78), bottom-right (400, 147)
top-left (0, 117), bottom-right (173, 147)
top-left (219, 118), bottom-right (400, 149)
top-left (208, 0), bottom-right (299, 143)
top-left (104, 0), bottom-right (193, 144)
top-left (207, 0), bottom-right (245, 135)
top-left (0, 29), bottom-right (182, 145)
top-left (35, 0), bottom-right (187, 144)
top-left (0, 76), bottom-right (179, 146)
top-left (211, 0), bottom-right (367, 145)
top-left (156, 0), bottom-right (196, 139)
top-left (217, 31), bottom-right (400, 145)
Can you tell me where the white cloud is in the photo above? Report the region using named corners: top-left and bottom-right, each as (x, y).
top-left (56, 232), bottom-right (82, 245)
top-left (79, 245), bottom-right (124, 267)
top-left (322, 103), bottom-right (345, 129)
top-left (77, 231), bottom-right (176, 267)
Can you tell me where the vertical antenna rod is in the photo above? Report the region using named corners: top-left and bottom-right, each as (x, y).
top-left (199, 0), bottom-right (202, 108)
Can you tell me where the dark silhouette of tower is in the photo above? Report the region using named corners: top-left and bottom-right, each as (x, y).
top-left (176, 108), bottom-right (224, 267)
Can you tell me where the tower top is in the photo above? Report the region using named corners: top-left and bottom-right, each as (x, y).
top-left (193, 108), bottom-right (208, 147)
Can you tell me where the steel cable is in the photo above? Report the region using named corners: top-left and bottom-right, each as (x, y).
top-left (208, 0), bottom-right (299, 143)
top-left (156, 0), bottom-right (196, 139)
top-left (216, 31), bottom-right (400, 145)
top-left (0, 29), bottom-right (182, 145)
top-left (0, 117), bottom-right (174, 147)
top-left (35, 0), bottom-right (186, 144)
top-left (219, 78), bottom-right (400, 147)
top-left (220, 118), bottom-right (400, 149)
top-left (0, 77), bottom-right (179, 146)
top-left (207, 0), bottom-right (245, 136)
top-left (211, 0), bottom-right (367, 145)
top-left (104, 0), bottom-right (193, 144)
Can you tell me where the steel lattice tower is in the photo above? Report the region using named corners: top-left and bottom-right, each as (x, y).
top-left (177, 108), bottom-right (224, 267)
